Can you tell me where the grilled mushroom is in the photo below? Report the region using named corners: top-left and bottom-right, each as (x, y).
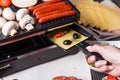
top-left (19, 14), bottom-right (35, 31)
top-left (2, 21), bottom-right (19, 36)
top-left (2, 7), bottom-right (15, 20)
top-left (16, 8), bottom-right (29, 21)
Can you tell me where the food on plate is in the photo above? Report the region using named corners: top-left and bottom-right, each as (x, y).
top-left (29, 1), bottom-right (76, 24)
top-left (2, 7), bottom-right (15, 20)
top-left (0, 0), bottom-right (11, 7)
top-left (52, 76), bottom-right (81, 80)
top-left (2, 21), bottom-right (19, 36)
top-left (19, 14), bottom-right (35, 31)
top-left (0, 17), bottom-right (7, 29)
top-left (73, 33), bottom-right (80, 39)
top-left (16, 8), bottom-right (29, 21)
top-left (11, 0), bottom-right (37, 8)
top-left (63, 40), bottom-right (72, 45)
top-left (47, 28), bottom-right (87, 50)
top-left (28, 0), bottom-right (62, 11)
top-left (38, 10), bottom-right (76, 24)
top-left (75, 0), bottom-right (120, 32)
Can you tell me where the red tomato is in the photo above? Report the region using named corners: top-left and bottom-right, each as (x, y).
top-left (107, 75), bottom-right (118, 80)
top-left (53, 76), bottom-right (80, 80)
top-left (54, 32), bottom-right (65, 38)
top-left (53, 76), bottom-right (68, 80)
top-left (68, 76), bottom-right (80, 80)
top-left (0, 0), bottom-right (11, 7)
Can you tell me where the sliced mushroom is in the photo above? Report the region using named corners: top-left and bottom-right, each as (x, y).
top-left (0, 17), bottom-right (7, 29)
top-left (2, 21), bottom-right (19, 36)
top-left (2, 7), bottom-right (15, 20)
top-left (16, 8), bottom-right (29, 21)
top-left (19, 14), bottom-right (35, 31)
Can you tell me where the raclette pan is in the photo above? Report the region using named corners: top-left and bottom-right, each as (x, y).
top-left (46, 23), bottom-right (104, 60)
top-left (0, 0), bottom-right (80, 46)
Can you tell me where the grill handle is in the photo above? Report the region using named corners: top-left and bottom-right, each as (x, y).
top-left (77, 42), bottom-right (104, 60)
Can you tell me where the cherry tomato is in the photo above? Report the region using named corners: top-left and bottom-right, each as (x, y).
top-left (54, 32), bottom-right (65, 38)
top-left (107, 75), bottom-right (118, 80)
top-left (0, 0), bottom-right (11, 7)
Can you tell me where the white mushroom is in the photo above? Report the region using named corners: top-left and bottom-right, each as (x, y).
top-left (0, 17), bottom-right (7, 29)
top-left (12, 0), bottom-right (37, 8)
top-left (16, 8), bottom-right (29, 21)
top-left (2, 21), bottom-right (19, 36)
top-left (25, 24), bottom-right (34, 31)
top-left (19, 14), bottom-right (35, 31)
top-left (0, 8), bottom-right (2, 16)
top-left (2, 7), bottom-right (15, 20)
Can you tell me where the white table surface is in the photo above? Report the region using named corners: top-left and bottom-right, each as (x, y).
top-left (3, 51), bottom-right (92, 80)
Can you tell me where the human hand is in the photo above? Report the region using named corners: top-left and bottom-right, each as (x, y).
top-left (86, 44), bottom-right (120, 76)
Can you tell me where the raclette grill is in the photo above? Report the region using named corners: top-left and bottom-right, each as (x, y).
top-left (0, 22), bottom-right (96, 77)
top-left (0, 0), bottom-right (80, 46)
top-left (0, 0), bottom-right (99, 77)
top-left (0, 0), bottom-right (81, 77)
top-left (0, 35), bottom-right (80, 77)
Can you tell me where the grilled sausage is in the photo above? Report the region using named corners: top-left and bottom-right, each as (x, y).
top-left (33, 1), bottom-right (67, 14)
top-left (28, 0), bottom-right (63, 11)
top-left (35, 4), bottom-right (72, 18)
top-left (38, 10), bottom-right (76, 23)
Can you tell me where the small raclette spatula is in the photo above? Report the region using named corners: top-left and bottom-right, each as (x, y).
top-left (46, 26), bottom-right (104, 61)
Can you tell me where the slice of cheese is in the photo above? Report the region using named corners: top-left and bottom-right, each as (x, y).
top-left (76, 0), bottom-right (120, 32)
top-left (47, 29), bottom-right (88, 50)
top-left (98, 4), bottom-right (120, 31)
